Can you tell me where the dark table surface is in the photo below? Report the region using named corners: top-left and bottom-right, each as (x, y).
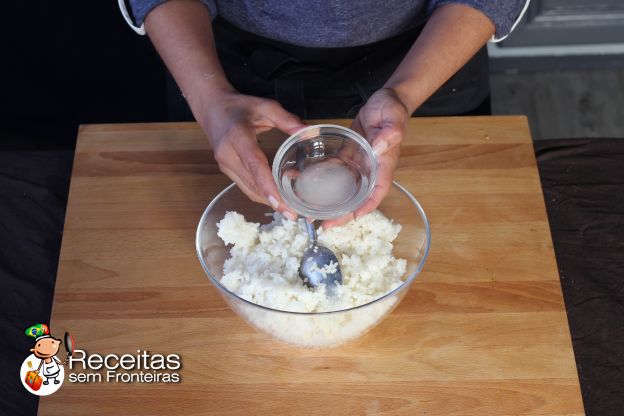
top-left (0, 135), bottom-right (622, 416)
top-left (534, 138), bottom-right (624, 416)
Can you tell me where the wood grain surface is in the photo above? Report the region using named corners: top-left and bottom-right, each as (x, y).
top-left (40, 116), bottom-right (584, 415)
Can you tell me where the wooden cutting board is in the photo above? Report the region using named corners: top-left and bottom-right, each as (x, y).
top-left (40, 116), bottom-right (584, 415)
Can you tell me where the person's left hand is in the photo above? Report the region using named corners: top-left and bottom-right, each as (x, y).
top-left (322, 88), bottom-right (410, 228)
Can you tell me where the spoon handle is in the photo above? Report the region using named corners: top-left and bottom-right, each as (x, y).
top-left (305, 220), bottom-right (317, 245)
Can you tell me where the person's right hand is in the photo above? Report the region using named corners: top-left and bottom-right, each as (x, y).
top-left (193, 89), bottom-right (306, 220)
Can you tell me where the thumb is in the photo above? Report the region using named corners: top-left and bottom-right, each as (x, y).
top-left (265, 101), bottom-right (306, 135)
top-left (371, 125), bottom-right (403, 157)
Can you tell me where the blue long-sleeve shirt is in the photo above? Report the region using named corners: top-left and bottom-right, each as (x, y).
top-left (127, 0), bottom-right (527, 47)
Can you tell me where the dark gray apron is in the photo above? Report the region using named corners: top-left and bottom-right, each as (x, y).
top-left (168, 17), bottom-right (490, 120)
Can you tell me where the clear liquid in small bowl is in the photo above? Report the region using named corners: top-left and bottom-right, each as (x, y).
top-left (281, 157), bottom-right (369, 214)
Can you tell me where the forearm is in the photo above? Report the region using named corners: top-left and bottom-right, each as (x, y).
top-left (144, 0), bottom-right (232, 111)
top-left (384, 3), bottom-right (495, 114)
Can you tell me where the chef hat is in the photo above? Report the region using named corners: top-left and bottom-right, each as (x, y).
top-left (25, 324), bottom-right (51, 341)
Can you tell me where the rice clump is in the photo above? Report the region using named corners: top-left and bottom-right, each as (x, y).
top-left (216, 210), bottom-right (406, 313)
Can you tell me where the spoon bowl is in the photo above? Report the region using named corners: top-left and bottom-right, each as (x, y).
top-left (299, 221), bottom-right (343, 289)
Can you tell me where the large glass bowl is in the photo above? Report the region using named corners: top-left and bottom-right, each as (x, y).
top-left (196, 182), bottom-right (430, 348)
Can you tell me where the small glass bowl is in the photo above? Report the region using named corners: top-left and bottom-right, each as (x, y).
top-left (272, 124), bottom-right (377, 220)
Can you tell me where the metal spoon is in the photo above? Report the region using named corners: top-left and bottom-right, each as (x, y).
top-left (299, 220), bottom-right (343, 289)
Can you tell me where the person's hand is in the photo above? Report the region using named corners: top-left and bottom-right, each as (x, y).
top-left (194, 89), bottom-right (306, 220)
top-left (322, 88), bottom-right (409, 228)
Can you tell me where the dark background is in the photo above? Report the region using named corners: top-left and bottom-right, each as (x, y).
top-left (2, 2), bottom-right (166, 150)
top-left (1, 2), bottom-right (166, 414)
top-left (1, 2), bottom-right (623, 416)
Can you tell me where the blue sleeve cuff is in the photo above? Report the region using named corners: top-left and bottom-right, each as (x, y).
top-left (129, 0), bottom-right (217, 26)
top-left (427, 0), bottom-right (526, 40)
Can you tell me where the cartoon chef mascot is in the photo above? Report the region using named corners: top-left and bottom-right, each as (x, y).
top-left (25, 324), bottom-right (67, 385)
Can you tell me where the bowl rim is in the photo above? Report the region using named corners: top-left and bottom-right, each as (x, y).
top-left (195, 181), bottom-right (431, 316)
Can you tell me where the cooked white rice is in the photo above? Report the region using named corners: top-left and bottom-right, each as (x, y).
top-left (216, 210), bottom-right (406, 313)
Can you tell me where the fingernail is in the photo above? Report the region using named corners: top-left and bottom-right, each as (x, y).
top-left (373, 141), bottom-right (387, 156)
top-left (268, 195), bottom-right (280, 210)
top-left (284, 211), bottom-right (298, 221)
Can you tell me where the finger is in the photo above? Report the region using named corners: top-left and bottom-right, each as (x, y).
top-left (216, 137), bottom-right (279, 206)
top-left (220, 163), bottom-right (265, 204)
top-left (350, 116), bottom-right (364, 136)
top-left (320, 212), bottom-right (355, 230)
top-left (353, 177), bottom-right (391, 219)
top-left (319, 148), bottom-right (398, 229)
top-left (233, 136), bottom-right (278, 203)
top-left (354, 149), bottom-right (399, 218)
top-left (353, 178), bottom-right (391, 219)
top-left (350, 115), bottom-right (378, 151)
top-left (370, 124), bottom-right (403, 157)
top-left (263, 101), bottom-right (307, 135)
top-left (221, 161), bottom-right (297, 220)
top-left (283, 166), bottom-right (300, 180)
top-left (230, 125), bottom-right (298, 220)
top-left (212, 147), bottom-right (255, 199)
top-left (355, 113), bottom-right (381, 146)
top-left (339, 116), bottom-right (367, 164)
top-left (212, 134), bottom-right (266, 203)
